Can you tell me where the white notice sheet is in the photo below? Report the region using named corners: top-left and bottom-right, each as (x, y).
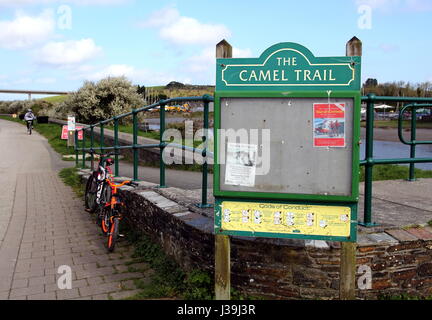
top-left (225, 143), bottom-right (258, 187)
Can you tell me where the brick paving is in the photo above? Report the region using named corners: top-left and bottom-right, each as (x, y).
top-left (0, 172), bottom-right (150, 300)
top-left (0, 120), bottom-right (150, 300)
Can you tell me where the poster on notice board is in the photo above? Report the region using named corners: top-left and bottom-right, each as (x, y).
top-left (313, 103), bottom-right (346, 147)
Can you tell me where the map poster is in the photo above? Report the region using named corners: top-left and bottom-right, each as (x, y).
top-left (313, 103), bottom-right (346, 147)
top-left (225, 143), bottom-right (258, 187)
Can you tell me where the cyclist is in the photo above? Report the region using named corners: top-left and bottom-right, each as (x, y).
top-left (24, 109), bottom-right (36, 134)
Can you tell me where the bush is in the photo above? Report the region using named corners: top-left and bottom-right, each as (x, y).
top-left (0, 100), bottom-right (32, 115)
top-left (60, 76), bottom-right (144, 124)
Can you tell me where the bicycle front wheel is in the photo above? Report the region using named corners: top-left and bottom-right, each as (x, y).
top-left (100, 206), bottom-right (110, 235)
top-left (107, 217), bottom-right (119, 252)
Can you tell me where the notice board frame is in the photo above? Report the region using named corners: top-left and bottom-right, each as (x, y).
top-left (213, 90), bottom-right (362, 204)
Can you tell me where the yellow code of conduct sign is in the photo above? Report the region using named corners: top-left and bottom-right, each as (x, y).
top-left (220, 201), bottom-right (352, 238)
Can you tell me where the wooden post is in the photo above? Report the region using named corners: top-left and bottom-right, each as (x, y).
top-left (339, 36), bottom-right (362, 300)
top-left (216, 39), bottom-right (233, 59)
top-left (214, 39), bottom-right (232, 301)
top-left (67, 115), bottom-right (76, 148)
top-left (340, 239), bottom-right (357, 299)
top-left (67, 130), bottom-right (75, 147)
top-left (215, 233), bottom-right (231, 300)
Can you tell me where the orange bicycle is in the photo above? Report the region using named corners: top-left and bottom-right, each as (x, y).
top-left (100, 178), bottom-right (138, 252)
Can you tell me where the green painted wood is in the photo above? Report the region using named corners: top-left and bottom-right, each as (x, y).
top-left (216, 42), bottom-right (361, 91)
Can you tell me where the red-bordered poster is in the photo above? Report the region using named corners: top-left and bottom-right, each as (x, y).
top-left (313, 103), bottom-right (345, 147)
top-left (61, 125), bottom-right (84, 140)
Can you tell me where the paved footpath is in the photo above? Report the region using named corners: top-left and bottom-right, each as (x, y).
top-left (0, 120), bottom-right (151, 300)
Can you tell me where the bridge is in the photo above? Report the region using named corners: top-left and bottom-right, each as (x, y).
top-left (0, 89), bottom-right (71, 100)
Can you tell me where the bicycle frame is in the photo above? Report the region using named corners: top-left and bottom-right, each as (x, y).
top-left (91, 153), bottom-right (115, 205)
top-left (104, 180), bottom-right (131, 209)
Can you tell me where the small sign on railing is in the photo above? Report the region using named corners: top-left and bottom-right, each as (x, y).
top-left (62, 125), bottom-right (83, 140)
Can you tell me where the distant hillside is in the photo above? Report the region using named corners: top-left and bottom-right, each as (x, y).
top-left (38, 95), bottom-right (69, 104)
top-left (143, 82), bottom-right (215, 102)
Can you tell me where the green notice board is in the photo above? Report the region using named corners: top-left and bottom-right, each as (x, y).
top-left (213, 42), bottom-right (361, 242)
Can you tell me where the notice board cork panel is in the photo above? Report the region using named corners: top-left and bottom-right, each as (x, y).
top-left (218, 97), bottom-right (355, 197)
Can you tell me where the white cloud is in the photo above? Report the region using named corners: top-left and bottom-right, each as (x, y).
top-left (142, 6), bottom-right (231, 46)
top-left (233, 47), bottom-right (253, 58)
top-left (0, 10), bottom-right (55, 49)
top-left (378, 43), bottom-right (400, 53)
top-left (355, 0), bottom-right (399, 9)
top-left (0, 0), bottom-right (129, 6)
top-left (35, 77), bottom-right (56, 84)
top-left (74, 64), bottom-right (189, 86)
top-left (405, 0), bottom-right (432, 11)
top-left (186, 46), bottom-right (253, 73)
top-left (86, 64), bottom-right (135, 80)
top-left (35, 38), bottom-right (102, 66)
top-left (13, 77), bottom-right (32, 85)
top-left (355, 0), bottom-right (432, 11)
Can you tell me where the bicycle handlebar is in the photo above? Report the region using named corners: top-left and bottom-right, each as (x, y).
top-left (107, 180), bottom-right (139, 188)
top-left (90, 151), bottom-right (120, 157)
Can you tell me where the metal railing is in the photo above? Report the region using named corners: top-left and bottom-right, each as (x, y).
top-left (74, 93), bottom-right (432, 224)
top-left (74, 94), bottom-right (214, 208)
top-left (360, 94), bottom-right (432, 227)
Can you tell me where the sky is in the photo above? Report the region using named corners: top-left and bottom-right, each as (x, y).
top-left (0, 0), bottom-right (431, 100)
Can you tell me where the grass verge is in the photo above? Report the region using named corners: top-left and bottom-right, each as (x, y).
top-left (58, 167), bottom-right (85, 198)
top-left (120, 226), bottom-right (214, 300)
top-left (122, 227), bottom-right (258, 300)
top-left (360, 164), bottom-right (432, 182)
top-left (379, 293), bottom-right (432, 300)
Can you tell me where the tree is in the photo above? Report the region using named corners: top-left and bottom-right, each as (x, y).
top-left (60, 76), bottom-right (144, 124)
top-left (137, 85), bottom-right (146, 99)
top-left (364, 78), bottom-right (378, 87)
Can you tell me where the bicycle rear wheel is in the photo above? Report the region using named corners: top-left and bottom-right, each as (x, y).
top-left (84, 175), bottom-right (98, 213)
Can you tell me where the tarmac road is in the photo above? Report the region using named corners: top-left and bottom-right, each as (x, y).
top-left (361, 126), bottom-right (431, 142)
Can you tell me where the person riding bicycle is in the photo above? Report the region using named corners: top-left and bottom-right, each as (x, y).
top-left (24, 109), bottom-right (36, 132)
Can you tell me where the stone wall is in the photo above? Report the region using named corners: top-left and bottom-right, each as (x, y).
top-left (78, 170), bottom-right (432, 299)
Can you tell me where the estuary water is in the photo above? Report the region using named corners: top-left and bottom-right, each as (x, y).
top-left (360, 140), bottom-right (432, 170)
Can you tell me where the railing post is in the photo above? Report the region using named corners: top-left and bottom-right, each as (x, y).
top-left (81, 129), bottom-right (86, 169)
top-left (90, 125), bottom-right (94, 171)
top-left (75, 129), bottom-right (79, 167)
top-left (132, 109), bottom-right (139, 181)
top-left (408, 104), bottom-right (417, 181)
top-left (362, 93), bottom-right (377, 227)
top-left (114, 117), bottom-right (119, 177)
top-left (197, 95), bottom-right (212, 208)
top-left (100, 123), bottom-right (104, 154)
top-left (159, 100), bottom-right (166, 188)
